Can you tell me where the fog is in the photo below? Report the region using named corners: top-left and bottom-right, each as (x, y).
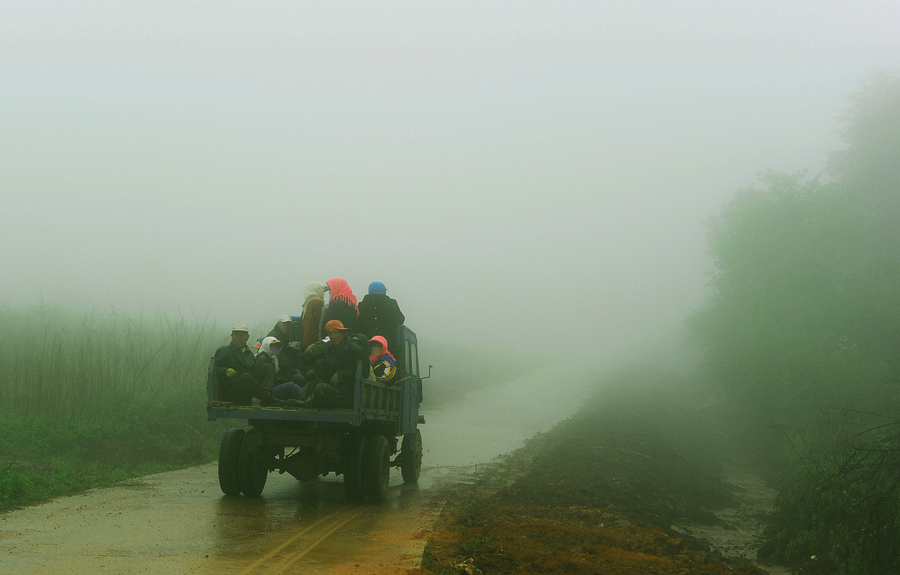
top-left (2, 2), bottom-right (897, 360)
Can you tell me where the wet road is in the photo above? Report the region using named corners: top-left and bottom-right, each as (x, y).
top-left (0, 462), bottom-right (460, 574)
top-left (0, 366), bottom-right (593, 574)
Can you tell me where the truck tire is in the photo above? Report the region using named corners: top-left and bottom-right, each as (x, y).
top-left (400, 429), bottom-right (423, 484)
top-left (363, 434), bottom-right (391, 503)
top-left (343, 435), bottom-right (366, 502)
top-left (238, 430), bottom-right (268, 497)
top-left (218, 428), bottom-right (245, 496)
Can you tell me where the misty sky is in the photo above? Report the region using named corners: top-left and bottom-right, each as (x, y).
top-left (2, 2), bottom-right (898, 357)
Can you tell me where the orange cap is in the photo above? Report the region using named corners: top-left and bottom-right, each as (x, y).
top-left (325, 320), bottom-right (350, 332)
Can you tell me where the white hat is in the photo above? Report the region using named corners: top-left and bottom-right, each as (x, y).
top-left (278, 315), bottom-right (292, 323)
top-left (232, 323), bottom-right (250, 333)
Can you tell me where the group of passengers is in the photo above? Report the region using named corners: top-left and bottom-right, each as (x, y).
top-left (212, 277), bottom-right (406, 409)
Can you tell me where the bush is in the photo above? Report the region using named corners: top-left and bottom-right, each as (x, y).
top-left (761, 415), bottom-right (900, 574)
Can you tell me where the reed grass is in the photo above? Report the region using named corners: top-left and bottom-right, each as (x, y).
top-left (0, 301), bottom-right (231, 509)
top-left (0, 302), bottom-right (223, 420)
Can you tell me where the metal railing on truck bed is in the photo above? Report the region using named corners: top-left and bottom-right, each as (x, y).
top-left (207, 326), bottom-right (423, 435)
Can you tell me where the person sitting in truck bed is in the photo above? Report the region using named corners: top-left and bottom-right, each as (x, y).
top-left (319, 277), bottom-right (359, 338)
top-left (358, 281), bottom-right (405, 355)
top-left (266, 315), bottom-right (301, 364)
top-left (297, 320), bottom-right (369, 408)
top-left (213, 324), bottom-right (274, 405)
top-left (254, 336), bottom-right (306, 404)
top-left (368, 335), bottom-right (397, 383)
top-left (266, 315), bottom-right (293, 343)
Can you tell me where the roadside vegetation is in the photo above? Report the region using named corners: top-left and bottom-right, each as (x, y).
top-left (417, 371), bottom-right (768, 575)
top-left (759, 414), bottom-right (900, 574)
top-left (0, 303), bottom-right (226, 510)
top-left (687, 71), bottom-right (900, 574)
top-left (421, 70), bottom-right (900, 575)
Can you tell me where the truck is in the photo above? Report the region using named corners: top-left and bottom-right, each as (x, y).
top-left (207, 324), bottom-right (426, 503)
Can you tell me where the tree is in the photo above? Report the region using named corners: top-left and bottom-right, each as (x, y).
top-left (690, 71), bottom-right (900, 434)
top-left (693, 70), bottom-right (900, 575)
top-left (828, 71), bottom-right (900, 362)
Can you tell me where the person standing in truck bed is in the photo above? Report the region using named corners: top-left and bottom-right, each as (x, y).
top-left (299, 282), bottom-right (326, 350)
top-left (319, 277), bottom-right (359, 338)
top-left (358, 281), bottom-right (405, 356)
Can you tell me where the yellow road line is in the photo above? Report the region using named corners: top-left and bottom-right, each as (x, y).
top-left (271, 508), bottom-right (365, 573)
top-left (237, 506), bottom-right (363, 575)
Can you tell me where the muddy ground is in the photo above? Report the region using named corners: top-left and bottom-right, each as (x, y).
top-left (412, 391), bottom-right (789, 575)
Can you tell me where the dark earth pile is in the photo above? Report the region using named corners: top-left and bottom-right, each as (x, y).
top-left (412, 387), bottom-right (772, 575)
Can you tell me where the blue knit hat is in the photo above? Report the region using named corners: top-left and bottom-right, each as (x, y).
top-left (368, 281), bottom-right (387, 295)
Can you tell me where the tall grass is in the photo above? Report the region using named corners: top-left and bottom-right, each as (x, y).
top-left (0, 302), bottom-right (222, 423)
top-left (0, 302), bottom-right (229, 509)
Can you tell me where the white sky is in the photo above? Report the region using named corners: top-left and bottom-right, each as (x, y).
top-left (2, 1), bottom-right (898, 358)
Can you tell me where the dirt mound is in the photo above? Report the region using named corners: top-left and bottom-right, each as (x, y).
top-left (503, 403), bottom-right (734, 526)
top-left (420, 499), bottom-right (766, 575)
top-left (412, 390), bottom-right (773, 575)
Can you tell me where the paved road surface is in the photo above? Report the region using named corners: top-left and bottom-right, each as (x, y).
top-left (0, 365), bottom-right (592, 574)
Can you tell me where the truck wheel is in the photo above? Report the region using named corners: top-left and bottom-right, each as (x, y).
top-left (363, 434), bottom-right (391, 503)
top-left (400, 429), bottom-right (423, 484)
top-left (218, 428), bottom-right (245, 496)
top-left (238, 431), bottom-right (268, 497)
top-left (343, 435), bottom-right (366, 502)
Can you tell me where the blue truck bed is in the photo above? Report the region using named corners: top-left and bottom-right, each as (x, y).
top-left (208, 326), bottom-right (424, 501)
top-left (206, 325), bottom-right (423, 434)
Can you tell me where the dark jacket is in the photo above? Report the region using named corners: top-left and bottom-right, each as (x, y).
top-left (319, 299), bottom-right (359, 338)
top-left (255, 352), bottom-right (297, 385)
top-left (213, 343), bottom-right (255, 380)
top-left (358, 293), bottom-right (405, 350)
top-left (304, 337), bottom-right (370, 382)
top-left (266, 324), bottom-right (292, 346)
top-left (267, 324), bottom-right (301, 364)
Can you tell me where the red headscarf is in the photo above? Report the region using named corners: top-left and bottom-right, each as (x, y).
top-left (326, 277), bottom-right (358, 312)
top-left (368, 335), bottom-right (395, 363)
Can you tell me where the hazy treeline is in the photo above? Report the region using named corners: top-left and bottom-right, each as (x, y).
top-left (691, 71), bottom-right (900, 438)
top-left (689, 72), bottom-right (900, 574)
